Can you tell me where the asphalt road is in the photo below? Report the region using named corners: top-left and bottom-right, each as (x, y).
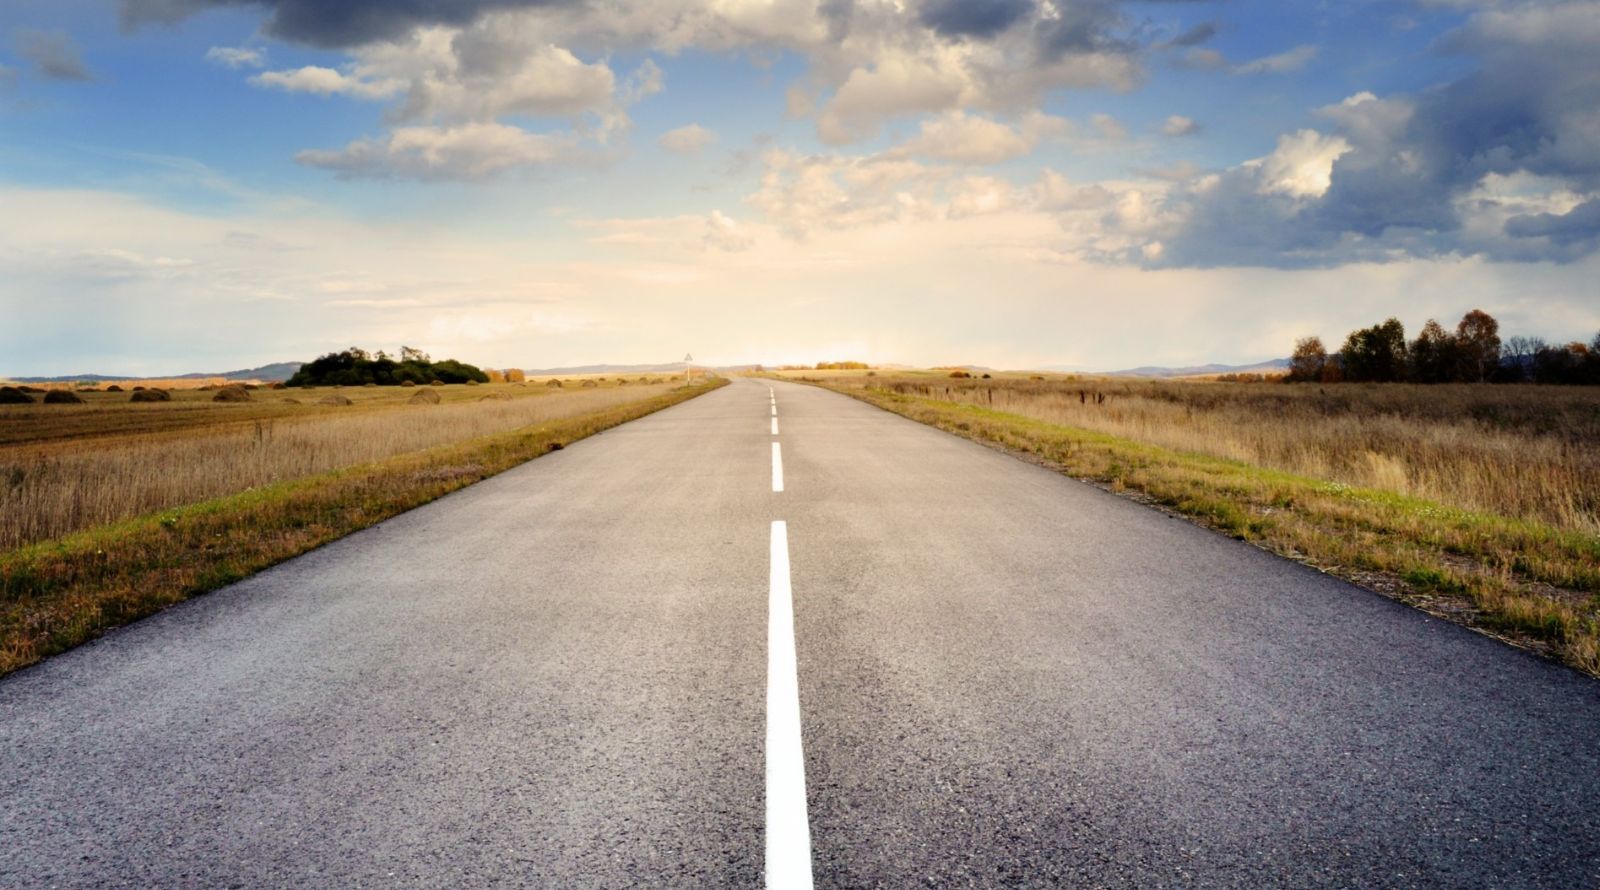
top-left (3, 377), bottom-right (1599, 888)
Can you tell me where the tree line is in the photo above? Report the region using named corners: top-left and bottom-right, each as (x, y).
top-left (1288, 310), bottom-right (1600, 385)
top-left (286, 346), bottom-right (490, 387)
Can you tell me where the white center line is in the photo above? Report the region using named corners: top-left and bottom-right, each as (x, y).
top-left (766, 520), bottom-right (813, 889)
top-left (771, 416), bottom-right (780, 436)
top-left (771, 403), bottom-right (777, 417)
top-left (771, 442), bottom-right (784, 492)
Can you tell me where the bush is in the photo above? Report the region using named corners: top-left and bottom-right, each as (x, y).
top-left (43, 390), bottom-right (85, 404)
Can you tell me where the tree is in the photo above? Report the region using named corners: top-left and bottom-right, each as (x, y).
top-left (400, 345), bottom-right (430, 364)
top-left (1287, 336), bottom-right (1327, 382)
top-left (1340, 318), bottom-right (1407, 382)
top-left (1408, 319), bottom-right (1458, 383)
top-left (1454, 309), bottom-right (1501, 383)
top-left (1501, 335), bottom-right (1537, 382)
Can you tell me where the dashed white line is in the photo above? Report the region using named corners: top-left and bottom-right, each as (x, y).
top-left (772, 417), bottom-right (780, 436)
top-left (771, 442), bottom-right (784, 492)
top-left (766, 520), bottom-right (814, 890)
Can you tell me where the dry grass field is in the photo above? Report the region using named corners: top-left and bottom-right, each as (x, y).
top-left (0, 377), bottom-right (723, 674)
top-left (776, 369), bottom-right (1600, 675)
top-left (0, 379), bottom-right (676, 551)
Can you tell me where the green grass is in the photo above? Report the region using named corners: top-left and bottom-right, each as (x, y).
top-left (0, 380), bottom-right (725, 676)
top-left (810, 381), bottom-right (1600, 677)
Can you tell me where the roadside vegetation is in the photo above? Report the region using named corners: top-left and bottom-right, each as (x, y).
top-left (775, 369), bottom-right (1600, 676)
top-left (0, 377), bottom-right (724, 675)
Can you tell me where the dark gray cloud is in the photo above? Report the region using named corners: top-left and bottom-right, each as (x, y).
top-left (120, 0), bottom-right (577, 48)
top-left (15, 29), bottom-right (91, 80)
top-left (1140, 1), bottom-right (1600, 268)
top-left (918, 0), bottom-right (1035, 39)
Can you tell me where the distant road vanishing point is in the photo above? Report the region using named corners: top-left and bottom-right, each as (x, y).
top-left (3, 378), bottom-right (1598, 887)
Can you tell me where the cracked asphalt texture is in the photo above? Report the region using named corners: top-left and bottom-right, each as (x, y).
top-left (3, 377), bottom-right (1598, 887)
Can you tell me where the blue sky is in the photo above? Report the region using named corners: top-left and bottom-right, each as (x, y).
top-left (2, 0), bottom-right (1597, 374)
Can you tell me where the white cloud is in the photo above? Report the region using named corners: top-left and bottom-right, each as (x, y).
top-left (659, 123), bottom-right (716, 154)
top-left (205, 46), bottom-right (265, 69)
top-left (295, 123), bottom-right (578, 180)
top-left (1253, 129), bottom-right (1352, 199)
top-left (1234, 44), bottom-right (1318, 75)
top-left (704, 210), bottom-right (754, 251)
top-left (1162, 115), bottom-right (1200, 137)
top-left (251, 65), bottom-right (405, 99)
top-left (892, 110), bottom-right (1065, 164)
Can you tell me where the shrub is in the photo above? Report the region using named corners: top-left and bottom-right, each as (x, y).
top-left (43, 390), bottom-right (85, 404)
top-left (0, 387), bottom-right (33, 404)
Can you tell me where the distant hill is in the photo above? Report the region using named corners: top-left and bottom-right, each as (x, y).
top-left (9, 362), bottom-right (302, 384)
top-left (1103, 358), bottom-right (1290, 378)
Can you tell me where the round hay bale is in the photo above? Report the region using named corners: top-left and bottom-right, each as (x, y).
top-left (43, 389), bottom-right (85, 404)
top-left (213, 385), bottom-right (251, 403)
top-left (545, 379), bottom-right (563, 388)
top-left (580, 379), bottom-right (598, 388)
top-left (400, 380), bottom-right (417, 387)
top-left (466, 379), bottom-right (480, 386)
top-left (429, 380), bottom-right (444, 387)
top-left (617, 378), bottom-right (629, 386)
top-left (0, 386), bottom-right (34, 404)
top-left (364, 382), bottom-right (378, 388)
top-left (269, 382), bottom-right (287, 390)
top-left (130, 388), bottom-right (171, 402)
top-left (479, 391), bottom-right (511, 401)
top-left (318, 395), bottom-right (353, 406)
top-left (105, 384), bottom-right (124, 393)
top-left (17, 385), bottom-right (43, 393)
top-left (280, 398), bottom-right (301, 405)
top-left (409, 388), bottom-right (442, 404)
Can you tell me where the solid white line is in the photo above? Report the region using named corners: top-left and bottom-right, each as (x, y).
top-left (771, 442), bottom-right (784, 492)
top-left (771, 417), bottom-right (779, 436)
top-left (766, 521), bottom-right (813, 890)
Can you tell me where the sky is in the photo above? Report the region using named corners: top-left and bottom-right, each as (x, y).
top-left (1, 0), bottom-right (1597, 374)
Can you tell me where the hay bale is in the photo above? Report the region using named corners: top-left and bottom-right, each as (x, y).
top-left (580, 379), bottom-right (598, 388)
top-left (617, 378), bottom-right (629, 386)
top-left (17, 385), bottom-right (43, 393)
top-left (466, 379), bottom-right (479, 386)
top-left (545, 379), bottom-right (563, 388)
top-left (429, 380), bottom-right (444, 387)
top-left (409, 388), bottom-right (441, 404)
top-left (130, 388), bottom-right (171, 402)
top-left (43, 390), bottom-right (85, 404)
top-left (105, 384), bottom-right (124, 393)
top-left (364, 382), bottom-right (378, 388)
top-left (0, 386), bottom-right (34, 404)
top-left (480, 392), bottom-right (511, 401)
top-left (400, 380), bottom-right (417, 387)
top-left (213, 385), bottom-right (251, 403)
top-left (269, 382), bottom-right (287, 390)
top-left (280, 398), bottom-right (301, 405)
top-left (318, 395), bottom-right (353, 406)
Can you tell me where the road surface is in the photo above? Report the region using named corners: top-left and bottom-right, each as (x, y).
top-left (3, 377), bottom-right (1598, 887)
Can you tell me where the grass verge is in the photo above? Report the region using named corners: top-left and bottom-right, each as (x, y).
top-left (812, 381), bottom-right (1600, 677)
top-left (0, 380), bottom-right (724, 676)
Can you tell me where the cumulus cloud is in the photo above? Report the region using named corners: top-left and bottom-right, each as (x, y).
top-left (891, 110), bottom-right (1065, 164)
top-left (659, 123), bottom-right (716, 154)
top-left (205, 46), bottom-right (265, 68)
top-left (15, 29), bottom-right (91, 81)
top-left (251, 65), bottom-right (404, 99)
